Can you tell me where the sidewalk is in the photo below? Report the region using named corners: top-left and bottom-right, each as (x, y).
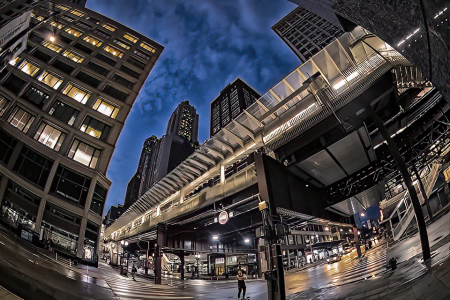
top-left (0, 286), bottom-right (22, 300)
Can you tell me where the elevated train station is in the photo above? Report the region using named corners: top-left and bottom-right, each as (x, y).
top-left (104, 25), bottom-right (450, 282)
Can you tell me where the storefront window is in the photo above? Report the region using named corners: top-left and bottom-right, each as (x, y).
top-left (42, 222), bottom-right (78, 255)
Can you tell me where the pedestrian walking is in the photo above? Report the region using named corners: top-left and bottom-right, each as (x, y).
top-left (236, 270), bottom-right (247, 299)
top-left (131, 265), bottom-right (137, 280)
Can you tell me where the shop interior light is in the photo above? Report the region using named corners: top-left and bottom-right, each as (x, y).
top-left (212, 235), bottom-right (219, 240)
top-left (125, 241), bottom-right (129, 246)
top-left (120, 240), bottom-right (124, 245)
top-left (340, 229), bottom-right (343, 232)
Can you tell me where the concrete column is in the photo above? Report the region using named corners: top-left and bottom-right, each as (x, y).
top-left (155, 224), bottom-right (166, 284)
top-left (76, 174), bottom-right (98, 259)
top-left (44, 157), bottom-right (61, 194)
top-left (220, 165), bottom-right (225, 183)
top-left (0, 176), bottom-right (9, 208)
top-left (34, 197), bottom-right (47, 234)
top-left (6, 143), bottom-right (23, 170)
top-left (180, 251), bottom-right (185, 280)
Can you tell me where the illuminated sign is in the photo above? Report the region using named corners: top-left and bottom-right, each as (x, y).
top-left (218, 211), bottom-right (229, 225)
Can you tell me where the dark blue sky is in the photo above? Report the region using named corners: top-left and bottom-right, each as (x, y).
top-left (86, 0), bottom-right (299, 214)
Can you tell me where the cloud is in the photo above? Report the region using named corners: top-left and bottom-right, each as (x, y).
top-left (86, 0), bottom-right (298, 212)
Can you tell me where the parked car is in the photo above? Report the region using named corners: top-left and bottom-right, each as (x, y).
top-left (327, 254), bottom-right (342, 264)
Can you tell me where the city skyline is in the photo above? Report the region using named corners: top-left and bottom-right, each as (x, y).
top-left (86, 0), bottom-right (299, 213)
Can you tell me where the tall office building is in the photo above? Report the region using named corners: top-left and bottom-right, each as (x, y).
top-left (166, 100), bottom-right (199, 143)
top-left (272, 6), bottom-right (343, 62)
top-left (123, 102), bottom-right (198, 211)
top-left (0, 0), bottom-right (163, 262)
top-left (210, 78), bottom-right (260, 137)
top-left (103, 204), bottom-right (122, 228)
top-left (123, 135), bottom-right (161, 210)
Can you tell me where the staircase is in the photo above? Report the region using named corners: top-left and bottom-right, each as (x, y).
top-left (385, 163), bottom-right (441, 241)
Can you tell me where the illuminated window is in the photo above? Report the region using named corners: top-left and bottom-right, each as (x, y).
top-left (64, 27), bottom-right (82, 37)
top-left (103, 45), bottom-right (123, 58)
top-left (102, 24), bottom-right (116, 32)
top-left (62, 83), bottom-right (91, 104)
top-left (62, 49), bottom-right (84, 63)
top-left (113, 39), bottom-right (130, 50)
top-left (31, 12), bottom-right (44, 21)
top-left (0, 96), bottom-right (10, 116)
top-left (83, 35), bottom-right (102, 47)
top-left (50, 21), bottom-right (64, 29)
top-left (70, 10), bottom-right (84, 17)
top-left (92, 98), bottom-right (120, 119)
top-left (80, 116), bottom-right (111, 141)
top-left (123, 33), bottom-right (138, 43)
top-left (68, 140), bottom-right (100, 168)
top-left (17, 60), bottom-right (40, 77)
top-left (9, 57), bottom-right (20, 66)
top-left (37, 71), bottom-right (64, 90)
top-left (140, 42), bottom-right (156, 53)
top-left (56, 4), bottom-right (70, 11)
top-left (34, 122), bottom-right (66, 151)
top-left (8, 107), bottom-right (35, 133)
top-left (42, 41), bottom-right (63, 53)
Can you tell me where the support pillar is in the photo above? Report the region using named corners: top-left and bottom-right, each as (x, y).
top-left (180, 251), bottom-right (185, 280)
top-left (220, 165), bottom-right (225, 183)
top-left (34, 197), bottom-right (47, 234)
top-left (369, 107), bottom-right (430, 261)
top-left (413, 164), bottom-right (433, 221)
top-left (155, 245), bottom-right (162, 284)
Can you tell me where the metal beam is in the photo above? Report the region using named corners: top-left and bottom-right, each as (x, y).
top-left (189, 158), bottom-right (209, 171)
top-left (243, 110), bottom-right (263, 128)
top-left (232, 120), bottom-right (255, 141)
top-left (195, 152), bottom-right (216, 166)
top-left (222, 128), bottom-right (244, 147)
top-left (215, 138), bottom-right (234, 154)
top-left (206, 146), bottom-right (225, 160)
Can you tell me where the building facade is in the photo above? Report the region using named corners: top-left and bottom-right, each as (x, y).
top-left (123, 101), bottom-right (198, 212)
top-left (0, 0), bottom-right (163, 261)
top-left (210, 78), bottom-right (260, 137)
top-left (272, 6), bottom-right (343, 62)
top-left (166, 100), bottom-right (199, 143)
top-left (104, 204), bottom-right (122, 228)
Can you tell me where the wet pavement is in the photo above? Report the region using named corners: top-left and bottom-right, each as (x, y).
top-left (2, 209), bottom-right (450, 299)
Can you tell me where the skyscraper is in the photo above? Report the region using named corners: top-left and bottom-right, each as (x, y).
top-left (166, 100), bottom-right (199, 143)
top-left (210, 78), bottom-right (260, 137)
top-left (123, 101), bottom-right (198, 211)
top-left (272, 6), bottom-right (343, 62)
top-left (0, 1), bottom-right (163, 262)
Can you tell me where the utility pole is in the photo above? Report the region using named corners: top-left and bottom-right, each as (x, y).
top-left (368, 106), bottom-right (431, 261)
top-left (259, 201), bottom-right (287, 300)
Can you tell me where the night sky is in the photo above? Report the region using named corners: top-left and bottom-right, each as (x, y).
top-left (85, 0), bottom-right (299, 213)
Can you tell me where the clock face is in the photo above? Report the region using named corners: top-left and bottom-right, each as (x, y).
top-left (218, 211), bottom-right (229, 225)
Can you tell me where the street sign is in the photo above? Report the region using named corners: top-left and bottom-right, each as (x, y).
top-left (0, 11), bottom-right (31, 49)
top-left (218, 211), bottom-right (229, 225)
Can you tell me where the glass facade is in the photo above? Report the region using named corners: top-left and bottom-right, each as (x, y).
top-left (50, 166), bottom-right (92, 206)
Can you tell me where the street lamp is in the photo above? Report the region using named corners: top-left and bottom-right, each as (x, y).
top-left (212, 235), bottom-right (219, 240)
top-left (244, 238), bottom-right (250, 243)
top-left (49, 34), bottom-right (56, 42)
top-left (360, 212), bottom-right (365, 217)
top-left (125, 241), bottom-right (129, 246)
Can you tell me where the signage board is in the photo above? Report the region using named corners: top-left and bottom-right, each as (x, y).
top-left (0, 11), bottom-right (31, 49)
top-left (218, 211), bottom-right (229, 225)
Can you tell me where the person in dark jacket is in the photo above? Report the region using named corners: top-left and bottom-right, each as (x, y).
top-left (237, 270), bottom-right (247, 299)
